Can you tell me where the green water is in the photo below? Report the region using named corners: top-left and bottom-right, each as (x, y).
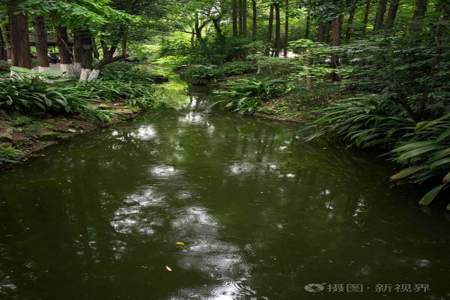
top-left (0, 93), bottom-right (449, 300)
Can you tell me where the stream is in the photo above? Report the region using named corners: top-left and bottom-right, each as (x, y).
top-left (0, 89), bottom-right (449, 299)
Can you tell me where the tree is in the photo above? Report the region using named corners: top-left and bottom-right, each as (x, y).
top-left (385, 0), bottom-right (400, 29)
top-left (413, 0), bottom-right (428, 22)
top-left (55, 26), bottom-right (73, 70)
top-left (284, 0), bottom-right (289, 57)
top-left (32, 16), bottom-right (49, 71)
top-left (0, 27), bottom-right (7, 60)
top-left (331, 14), bottom-right (343, 70)
top-left (274, 1), bottom-right (281, 56)
top-left (267, 3), bottom-right (274, 53)
top-left (8, 0), bottom-right (31, 68)
top-left (305, 1), bottom-right (311, 38)
top-left (242, 0), bottom-right (247, 36)
top-left (361, 0), bottom-right (371, 34)
top-left (345, 0), bottom-right (358, 40)
top-left (0, 24), bottom-right (11, 60)
top-left (374, 0), bottom-right (387, 30)
top-left (232, 0), bottom-right (238, 36)
top-left (252, 0), bottom-right (257, 39)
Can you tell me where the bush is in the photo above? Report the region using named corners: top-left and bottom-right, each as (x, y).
top-left (180, 64), bottom-right (222, 85)
top-left (0, 76), bottom-right (90, 114)
top-left (390, 114), bottom-right (450, 207)
top-left (217, 78), bottom-right (291, 114)
top-left (220, 61), bottom-right (257, 76)
top-left (82, 79), bottom-right (155, 109)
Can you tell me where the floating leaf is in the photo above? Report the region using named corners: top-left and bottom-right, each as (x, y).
top-left (176, 241), bottom-right (185, 246)
top-left (165, 265), bottom-right (172, 272)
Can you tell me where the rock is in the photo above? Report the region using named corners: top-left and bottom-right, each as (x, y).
top-left (0, 127), bottom-right (13, 143)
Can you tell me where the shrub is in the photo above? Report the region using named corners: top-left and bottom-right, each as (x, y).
top-left (220, 61), bottom-right (257, 76)
top-left (180, 64), bottom-right (222, 85)
top-left (217, 78), bottom-right (291, 114)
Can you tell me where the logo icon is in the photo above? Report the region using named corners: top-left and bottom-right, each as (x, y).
top-left (304, 283), bottom-right (326, 293)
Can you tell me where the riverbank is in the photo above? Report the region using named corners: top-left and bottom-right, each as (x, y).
top-left (0, 103), bottom-right (140, 169)
top-left (0, 61), bottom-right (178, 170)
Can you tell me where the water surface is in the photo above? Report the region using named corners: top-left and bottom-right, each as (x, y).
top-left (1, 93), bottom-right (449, 299)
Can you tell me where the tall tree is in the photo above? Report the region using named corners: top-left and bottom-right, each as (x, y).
top-left (331, 14), bottom-right (343, 68)
top-left (317, 21), bottom-right (329, 42)
top-left (274, 1), bottom-right (281, 56)
top-left (305, 1), bottom-right (311, 38)
top-left (345, 0), bottom-right (358, 40)
top-left (8, 0), bottom-right (31, 68)
top-left (32, 16), bottom-right (49, 71)
top-left (413, 0), bottom-right (428, 22)
top-left (55, 26), bottom-right (72, 66)
top-left (252, 0), bottom-right (257, 39)
top-left (0, 27), bottom-right (6, 60)
top-left (374, 0), bottom-right (387, 30)
top-left (362, 0), bottom-right (372, 34)
top-left (267, 3), bottom-right (274, 54)
top-left (284, 0), bottom-right (289, 57)
top-left (242, 0), bottom-right (248, 36)
top-left (0, 25), bottom-right (11, 60)
top-left (232, 0), bottom-right (238, 36)
top-left (385, 0), bottom-right (400, 28)
top-left (238, 0), bottom-right (244, 35)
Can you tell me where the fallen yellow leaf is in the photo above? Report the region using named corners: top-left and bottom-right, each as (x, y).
top-left (176, 241), bottom-right (185, 246)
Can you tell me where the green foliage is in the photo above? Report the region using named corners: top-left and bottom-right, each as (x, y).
top-left (0, 76), bottom-right (89, 114)
top-left (305, 96), bottom-right (414, 148)
top-left (99, 62), bottom-right (154, 84)
top-left (82, 79), bottom-right (155, 109)
top-left (390, 114), bottom-right (450, 206)
top-left (220, 61), bottom-right (257, 76)
top-left (180, 64), bottom-right (221, 85)
top-left (218, 78), bottom-right (291, 114)
top-left (0, 144), bottom-right (23, 163)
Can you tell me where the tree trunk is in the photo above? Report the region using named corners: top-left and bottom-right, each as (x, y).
top-left (374, 0), bottom-right (387, 30)
top-left (345, 0), bottom-right (357, 40)
top-left (267, 4), bottom-right (274, 55)
top-left (305, 2), bottom-right (311, 39)
top-left (73, 30), bottom-right (84, 76)
top-left (385, 0), bottom-right (400, 28)
top-left (92, 37), bottom-right (100, 59)
top-left (8, 0), bottom-right (31, 68)
top-left (212, 18), bottom-right (224, 38)
top-left (274, 3), bottom-right (281, 56)
top-left (0, 27), bottom-right (7, 61)
top-left (243, 0), bottom-right (248, 36)
top-left (284, 0), bottom-right (289, 57)
top-left (0, 25), bottom-right (11, 60)
top-left (331, 15), bottom-right (343, 67)
top-left (317, 22), bottom-right (328, 42)
top-left (238, 0), bottom-right (244, 35)
top-left (232, 0), bottom-right (238, 36)
top-left (362, 0), bottom-right (371, 34)
top-left (413, 0), bottom-right (428, 23)
top-left (56, 26), bottom-right (72, 65)
top-left (252, 0), bottom-right (257, 39)
top-left (78, 30), bottom-right (94, 81)
top-left (121, 29), bottom-right (128, 57)
top-left (386, 0), bottom-right (400, 28)
top-left (32, 16), bottom-right (49, 70)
